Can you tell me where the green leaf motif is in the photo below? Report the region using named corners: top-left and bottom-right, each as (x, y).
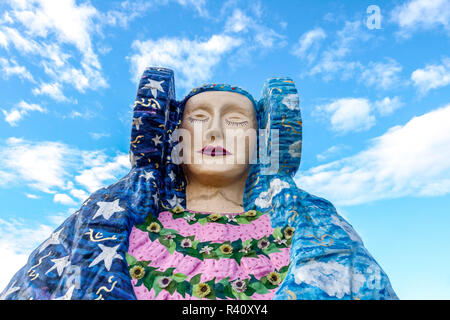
top-left (273, 227), bottom-right (283, 239)
top-left (167, 240), bottom-right (176, 254)
top-left (125, 253), bottom-right (137, 266)
top-left (172, 273), bottom-right (188, 282)
top-left (167, 281), bottom-right (177, 295)
top-left (189, 274), bottom-right (201, 285)
top-left (250, 282), bottom-right (270, 294)
top-left (152, 276), bottom-right (163, 297)
top-left (236, 216), bottom-right (251, 224)
top-left (143, 273), bottom-right (156, 291)
top-left (163, 267), bottom-right (176, 277)
top-left (177, 281), bottom-right (188, 298)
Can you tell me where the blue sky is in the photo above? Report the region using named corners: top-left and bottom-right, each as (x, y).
top-left (0, 0), bottom-right (449, 299)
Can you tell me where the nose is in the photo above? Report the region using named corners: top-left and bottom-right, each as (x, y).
top-left (204, 114), bottom-right (223, 143)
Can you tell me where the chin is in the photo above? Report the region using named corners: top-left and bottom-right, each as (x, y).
top-left (184, 162), bottom-right (250, 185)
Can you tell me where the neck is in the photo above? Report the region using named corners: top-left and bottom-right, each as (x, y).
top-left (185, 172), bottom-right (249, 213)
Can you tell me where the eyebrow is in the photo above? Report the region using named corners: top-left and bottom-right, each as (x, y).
top-left (221, 102), bottom-right (253, 117)
top-left (186, 99), bottom-right (254, 117)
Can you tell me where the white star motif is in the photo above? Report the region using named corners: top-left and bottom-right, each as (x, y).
top-left (0, 283), bottom-right (20, 300)
top-left (167, 195), bottom-right (183, 207)
top-left (140, 170), bottom-right (155, 181)
top-left (142, 79), bottom-right (165, 98)
top-left (132, 117), bottom-right (143, 130)
top-left (53, 285), bottom-right (75, 300)
top-left (281, 93), bottom-right (299, 110)
top-left (45, 255), bottom-right (71, 277)
top-left (152, 135), bottom-right (162, 146)
top-left (168, 170), bottom-right (176, 181)
top-left (152, 193), bottom-right (159, 204)
top-left (39, 228), bottom-right (63, 253)
top-left (130, 153), bottom-right (142, 167)
top-left (92, 199), bottom-right (125, 220)
top-left (88, 244), bottom-right (123, 271)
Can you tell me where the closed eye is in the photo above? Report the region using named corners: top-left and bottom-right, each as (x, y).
top-left (225, 119), bottom-right (249, 127)
top-left (188, 116), bottom-right (209, 123)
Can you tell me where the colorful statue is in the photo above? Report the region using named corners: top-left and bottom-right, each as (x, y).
top-left (0, 67), bottom-right (397, 300)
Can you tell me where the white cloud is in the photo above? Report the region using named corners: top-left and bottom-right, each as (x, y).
top-left (225, 8), bottom-right (253, 33)
top-left (129, 34), bottom-right (242, 89)
top-left (75, 154), bottom-right (130, 193)
top-left (0, 0), bottom-right (107, 100)
top-left (32, 82), bottom-right (68, 102)
top-left (0, 138), bottom-right (74, 193)
top-left (69, 188), bottom-right (89, 202)
top-left (0, 58), bottom-right (34, 82)
top-left (316, 145), bottom-right (348, 162)
top-left (374, 96), bottom-right (404, 116)
top-left (25, 193), bottom-right (40, 199)
top-left (314, 96), bottom-right (404, 134)
top-left (0, 138), bottom-right (130, 196)
top-left (314, 98), bottom-right (376, 133)
top-left (292, 27), bottom-right (326, 62)
top-left (102, 0), bottom-right (208, 27)
top-left (296, 104), bottom-right (450, 206)
top-left (0, 218), bottom-right (55, 291)
top-left (89, 132), bottom-right (111, 140)
top-left (53, 193), bottom-right (77, 206)
top-left (128, 4), bottom-right (285, 88)
top-left (391, 0), bottom-right (450, 36)
top-left (360, 59), bottom-right (403, 90)
top-left (223, 7), bottom-right (284, 48)
top-left (1, 100), bottom-right (47, 126)
top-left (411, 57), bottom-right (450, 94)
top-left (309, 21), bottom-right (369, 80)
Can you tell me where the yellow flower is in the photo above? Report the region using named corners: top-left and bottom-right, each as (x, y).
top-left (219, 244), bottom-right (233, 255)
top-left (267, 272), bottom-right (281, 285)
top-left (207, 213), bottom-right (222, 221)
top-left (244, 210), bottom-right (257, 217)
top-left (284, 227), bottom-right (295, 239)
top-left (194, 283), bottom-right (211, 298)
top-left (172, 205), bottom-right (185, 214)
top-left (130, 266), bottom-right (145, 280)
top-left (146, 222), bottom-right (161, 233)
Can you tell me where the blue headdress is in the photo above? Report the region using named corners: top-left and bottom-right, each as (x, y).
top-left (1, 68), bottom-right (397, 300)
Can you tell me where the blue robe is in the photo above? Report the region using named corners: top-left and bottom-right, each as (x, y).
top-left (0, 67), bottom-right (397, 300)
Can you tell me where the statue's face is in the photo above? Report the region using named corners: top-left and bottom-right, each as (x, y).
top-left (181, 91), bottom-right (257, 186)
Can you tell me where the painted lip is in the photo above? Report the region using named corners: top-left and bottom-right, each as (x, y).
top-left (197, 145), bottom-right (232, 156)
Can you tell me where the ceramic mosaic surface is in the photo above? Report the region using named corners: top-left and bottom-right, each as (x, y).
top-left (1, 67), bottom-right (397, 300)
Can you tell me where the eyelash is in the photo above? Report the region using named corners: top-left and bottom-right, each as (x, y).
top-left (188, 117), bottom-right (208, 123)
top-left (188, 117), bottom-right (249, 127)
top-left (225, 119), bottom-right (248, 127)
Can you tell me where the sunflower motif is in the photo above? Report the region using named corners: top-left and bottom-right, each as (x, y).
top-left (219, 244), bottom-right (233, 255)
top-left (244, 210), bottom-right (257, 217)
top-left (172, 205), bottom-right (185, 214)
top-left (207, 213), bottom-right (222, 222)
top-left (194, 283), bottom-right (211, 298)
top-left (284, 227), bottom-right (295, 239)
top-left (129, 266), bottom-right (145, 280)
top-left (267, 272), bottom-right (281, 285)
top-left (146, 222), bottom-right (161, 233)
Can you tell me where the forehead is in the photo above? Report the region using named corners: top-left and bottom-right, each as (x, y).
top-left (184, 91), bottom-right (255, 115)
